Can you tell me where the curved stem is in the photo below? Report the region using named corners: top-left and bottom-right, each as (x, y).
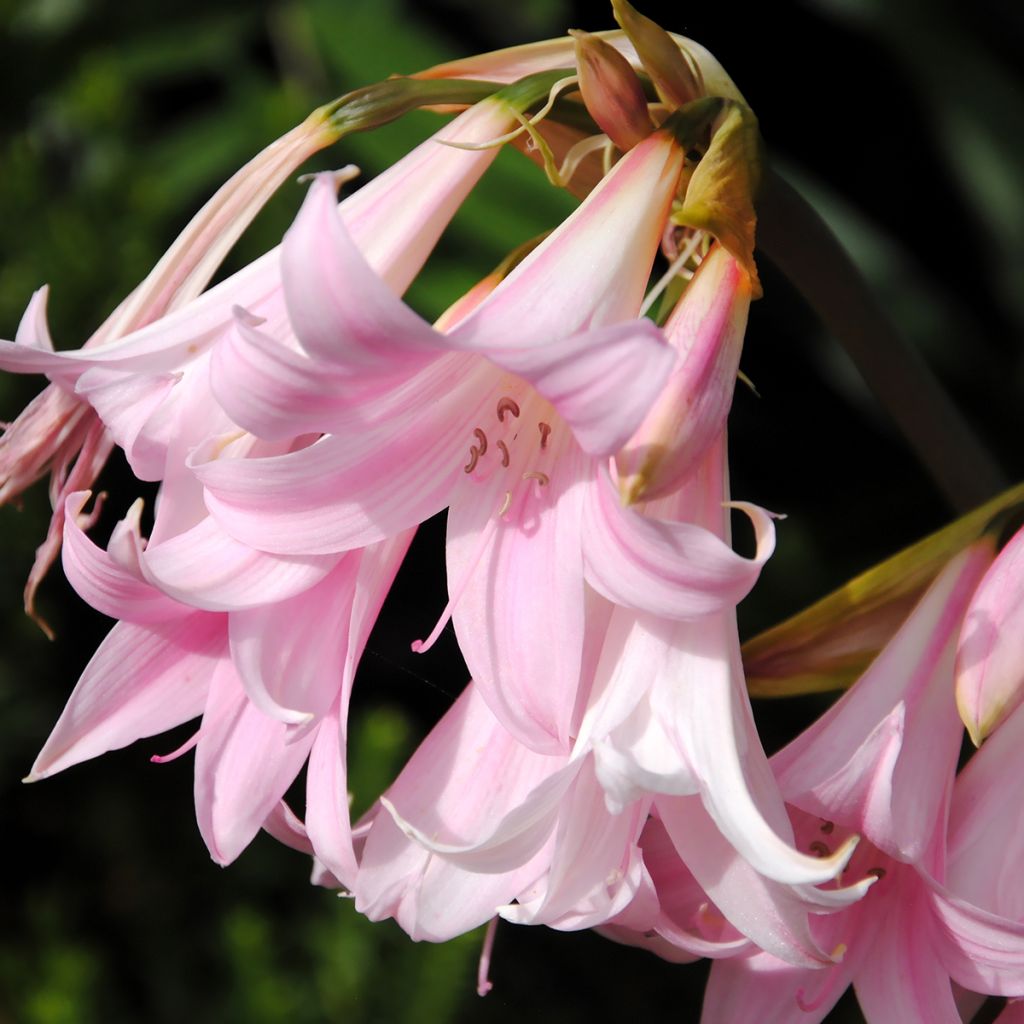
top-left (756, 166), bottom-right (1005, 512)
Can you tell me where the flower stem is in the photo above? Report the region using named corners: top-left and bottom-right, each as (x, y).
top-left (756, 166), bottom-right (1005, 512)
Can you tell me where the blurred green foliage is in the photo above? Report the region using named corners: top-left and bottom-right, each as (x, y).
top-left (1, 0), bottom-right (1020, 1021)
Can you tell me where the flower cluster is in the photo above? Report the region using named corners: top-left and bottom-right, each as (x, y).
top-left (4, 3), bottom-right (1024, 1020)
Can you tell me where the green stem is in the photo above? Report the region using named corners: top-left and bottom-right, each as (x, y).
top-left (757, 166), bottom-right (1005, 512)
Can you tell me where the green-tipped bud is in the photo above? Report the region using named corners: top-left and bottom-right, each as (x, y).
top-left (744, 483), bottom-right (1024, 698)
top-left (570, 29), bottom-right (653, 150)
top-left (672, 101), bottom-right (763, 295)
top-left (611, 0), bottom-right (703, 108)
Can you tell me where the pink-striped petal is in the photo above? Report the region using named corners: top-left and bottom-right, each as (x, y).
top-left (582, 467), bottom-right (775, 618)
top-left (928, 886), bottom-right (1024, 997)
top-left (61, 493), bottom-right (186, 624)
top-left (28, 614), bottom-right (225, 780)
top-left (195, 355), bottom-right (497, 554)
top-left (447, 437), bottom-right (589, 754)
top-left (142, 514), bottom-right (341, 610)
top-left (193, 659), bottom-right (316, 865)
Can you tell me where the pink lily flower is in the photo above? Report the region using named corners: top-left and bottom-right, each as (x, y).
top-left (698, 540), bottom-right (1024, 1022)
top-left (576, 437), bottom-right (868, 968)
top-left (344, 438), bottom-right (862, 954)
top-left (24, 489), bottom-right (412, 876)
top-left (193, 126), bottom-right (777, 761)
top-left (0, 108), bottom-right (342, 628)
top-left (3, 96), bottom-right (531, 615)
top-left (956, 521), bottom-right (1024, 744)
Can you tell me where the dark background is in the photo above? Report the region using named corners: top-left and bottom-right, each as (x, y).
top-left (1, 0), bottom-right (1021, 1020)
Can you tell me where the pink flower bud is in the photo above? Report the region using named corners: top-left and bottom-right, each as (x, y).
top-left (615, 245), bottom-right (751, 504)
top-left (571, 29), bottom-right (654, 151)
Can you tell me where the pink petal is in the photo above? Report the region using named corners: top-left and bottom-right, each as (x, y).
top-left (853, 878), bottom-right (962, 1024)
top-left (928, 885), bottom-right (1024, 997)
top-left (656, 794), bottom-right (842, 968)
top-left (195, 355), bottom-right (497, 554)
top-left (283, 173), bottom-right (442, 374)
top-left (447, 437), bottom-right (589, 754)
top-left (702, 946), bottom-right (854, 1024)
top-left (372, 683), bottom-right (572, 873)
top-left (228, 556), bottom-right (361, 722)
top-left (141, 514), bottom-right (341, 610)
top-left (74, 365), bottom-right (181, 481)
top-left (773, 544), bottom-right (991, 867)
top-left (582, 467), bottom-right (776, 618)
top-left (465, 318), bottom-right (676, 457)
top-left (301, 530), bottom-right (415, 889)
top-left (657, 611), bottom-right (860, 886)
top-left (956, 526), bottom-right (1024, 743)
top-left (61, 493), bottom-right (186, 623)
top-left (28, 614), bottom-right (224, 780)
top-left (500, 759), bottom-right (648, 929)
top-left (193, 659), bottom-right (316, 865)
top-left (947, 701), bottom-right (1024, 920)
top-left (210, 311), bottom-right (352, 440)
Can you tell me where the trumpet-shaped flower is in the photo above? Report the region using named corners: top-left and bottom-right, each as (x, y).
top-left (25, 490), bottom-right (412, 876)
top-left (699, 540), bottom-right (1024, 1022)
top-left (193, 126), bottom-right (775, 758)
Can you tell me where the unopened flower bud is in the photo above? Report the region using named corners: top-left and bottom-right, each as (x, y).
top-left (571, 29), bottom-right (653, 150)
top-left (611, 0), bottom-right (703, 109)
top-left (615, 245), bottom-right (751, 504)
top-left (956, 522), bottom-right (1024, 745)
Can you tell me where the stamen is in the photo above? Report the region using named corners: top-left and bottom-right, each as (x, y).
top-left (795, 943), bottom-right (849, 1012)
top-left (809, 841), bottom-right (831, 857)
top-left (523, 471), bottom-right (549, 486)
top-left (411, 511), bottom-right (503, 654)
top-left (463, 446), bottom-right (481, 474)
top-left (496, 396), bottom-right (520, 422)
top-left (537, 422), bottom-right (551, 449)
top-left (477, 917), bottom-right (498, 997)
top-left (640, 229), bottom-right (706, 317)
top-left (473, 428), bottom-right (488, 455)
top-left (150, 730), bottom-right (202, 764)
top-left (820, 820), bottom-right (835, 835)
top-left (497, 440), bottom-right (510, 467)
top-left (498, 491), bottom-right (512, 517)
top-left (866, 867), bottom-right (887, 880)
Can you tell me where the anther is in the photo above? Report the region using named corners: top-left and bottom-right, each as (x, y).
top-left (463, 446), bottom-right (481, 473)
top-left (498, 491), bottom-right (512, 517)
top-left (473, 428), bottom-right (488, 455)
top-left (809, 841), bottom-right (831, 857)
top-left (866, 867), bottom-right (887, 880)
top-left (820, 820), bottom-right (834, 835)
top-left (538, 422), bottom-right (551, 449)
top-left (496, 396), bottom-right (521, 422)
top-left (523, 471), bottom-right (550, 486)
top-left (497, 441), bottom-right (510, 467)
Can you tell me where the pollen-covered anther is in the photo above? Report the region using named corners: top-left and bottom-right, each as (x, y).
top-left (820, 820), bottom-right (835, 835)
top-left (866, 867), bottom-right (887, 880)
top-left (463, 446), bottom-right (481, 473)
top-left (809, 840), bottom-right (831, 858)
top-left (497, 441), bottom-right (510, 467)
top-left (473, 428), bottom-right (488, 455)
top-left (538, 422), bottom-right (551, 449)
top-left (496, 396), bottom-right (521, 422)
top-left (523, 471), bottom-right (550, 487)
